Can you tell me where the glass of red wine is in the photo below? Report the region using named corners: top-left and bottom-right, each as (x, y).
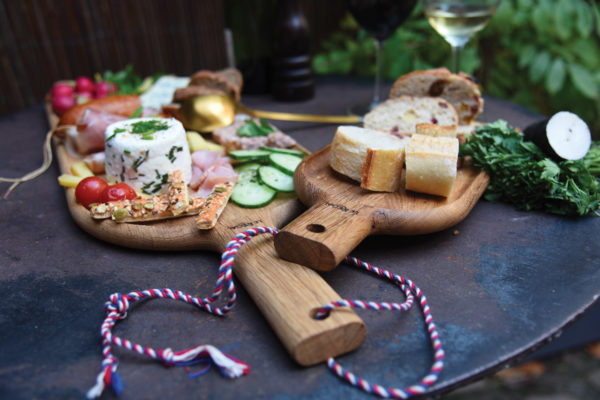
top-left (346, 0), bottom-right (418, 116)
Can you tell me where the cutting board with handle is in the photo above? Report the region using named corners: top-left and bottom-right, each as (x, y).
top-left (50, 108), bottom-right (365, 366)
top-left (274, 144), bottom-right (490, 271)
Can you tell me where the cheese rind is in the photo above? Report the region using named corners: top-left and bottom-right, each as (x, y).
top-left (405, 134), bottom-right (459, 197)
top-left (104, 117), bottom-right (192, 195)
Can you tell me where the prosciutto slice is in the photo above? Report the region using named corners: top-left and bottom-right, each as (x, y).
top-left (189, 150), bottom-right (237, 198)
top-left (68, 108), bottom-right (127, 154)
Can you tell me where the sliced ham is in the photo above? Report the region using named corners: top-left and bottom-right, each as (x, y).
top-left (191, 150), bottom-right (221, 172)
top-left (189, 149), bottom-right (237, 196)
top-left (69, 108), bottom-right (127, 154)
top-left (83, 151), bottom-right (106, 174)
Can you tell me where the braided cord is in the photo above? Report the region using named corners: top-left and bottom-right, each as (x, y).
top-left (87, 227), bottom-right (277, 399)
top-left (315, 255), bottom-right (445, 398)
top-left (87, 226), bottom-right (444, 399)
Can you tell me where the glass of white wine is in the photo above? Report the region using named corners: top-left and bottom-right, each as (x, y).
top-left (424, 0), bottom-right (501, 72)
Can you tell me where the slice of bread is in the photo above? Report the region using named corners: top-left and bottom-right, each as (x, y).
top-left (360, 147), bottom-right (404, 192)
top-left (363, 96), bottom-right (458, 136)
top-left (389, 68), bottom-right (483, 125)
top-left (405, 134), bottom-right (459, 197)
top-left (415, 123), bottom-right (457, 138)
top-left (330, 125), bottom-right (408, 182)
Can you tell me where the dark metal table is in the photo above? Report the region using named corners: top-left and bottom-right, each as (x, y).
top-left (1, 76), bottom-right (598, 399)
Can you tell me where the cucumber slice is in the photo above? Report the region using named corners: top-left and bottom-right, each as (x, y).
top-left (259, 146), bottom-right (305, 158)
top-left (237, 168), bottom-right (258, 183)
top-left (235, 162), bottom-right (263, 172)
top-left (268, 153), bottom-right (303, 175)
top-left (235, 162), bottom-right (261, 181)
top-left (258, 165), bottom-right (295, 192)
top-left (231, 180), bottom-right (276, 208)
top-left (228, 149), bottom-right (270, 161)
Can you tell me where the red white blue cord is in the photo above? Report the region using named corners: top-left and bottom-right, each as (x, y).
top-left (86, 226), bottom-right (444, 399)
top-left (316, 255), bottom-right (445, 398)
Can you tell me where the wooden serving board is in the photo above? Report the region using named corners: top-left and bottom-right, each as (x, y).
top-left (51, 119), bottom-right (365, 366)
top-left (274, 145), bottom-right (490, 271)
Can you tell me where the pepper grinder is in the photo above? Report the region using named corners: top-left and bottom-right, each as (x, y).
top-left (271, 0), bottom-right (315, 101)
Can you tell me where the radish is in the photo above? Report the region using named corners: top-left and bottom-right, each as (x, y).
top-left (94, 81), bottom-right (117, 98)
top-left (523, 111), bottom-right (591, 161)
top-left (76, 91), bottom-right (93, 104)
top-left (75, 76), bottom-right (95, 93)
top-left (52, 95), bottom-right (76, 115)
top-left (51, 82), bottom-right (74, 98)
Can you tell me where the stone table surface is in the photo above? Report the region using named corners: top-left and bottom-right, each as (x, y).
top-left (0, 76), bottom-right (598, 399)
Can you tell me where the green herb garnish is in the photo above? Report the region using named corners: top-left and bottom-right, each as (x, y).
top-left (132, 150), bottom-right (149, 172)
top-left (129, 120), bottom-right (168, 140)
top-left (167, 145), bottom-right (183, 163)
top-left (237, 118), bottom-right (275, 137)
top-left (130, 106), bottom-right (143, 118)
top-left (106, 127), bottom-right (127, 142)
top-left (460, 120), bottom-right (600, 216)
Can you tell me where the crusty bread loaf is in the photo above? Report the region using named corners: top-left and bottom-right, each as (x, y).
top-left (330, 125), bottom-right (408, 182)
top-left (173, 68), bottom-right (243, 104)
top-left (415, 123), bottom-right (457, 138)
top-left (404, 134), bottom-right (459, 197)
top-left (360, 147), bottom-right (404, 192)
top-left (363, 96), bottom-right (458, 136)
top-left (188, 68), bottom-right (243, 102)
top-left (389, 68), bottom-right (483, 125)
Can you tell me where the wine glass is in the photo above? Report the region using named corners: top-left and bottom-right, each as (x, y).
top-left (346, 0), bottom-right (418, 116)
top-left (423, 0), bottom-right (501, 72)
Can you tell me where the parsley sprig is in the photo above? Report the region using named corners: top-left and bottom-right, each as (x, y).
top-left (460, 120), bottom-right (600, 216)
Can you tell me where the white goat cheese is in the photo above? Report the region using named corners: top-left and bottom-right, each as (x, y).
top-left (104, 118), bottom-right (192, 195)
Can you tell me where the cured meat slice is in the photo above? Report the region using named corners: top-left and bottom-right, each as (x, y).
top-left (70, 108), bottom-right (127, 154)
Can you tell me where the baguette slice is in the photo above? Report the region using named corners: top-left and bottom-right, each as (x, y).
top-left (360, 147), bottom-right (404, 192)
top-left (363, 96), bottom-right (458, 136)
top-left (330, 126), bottom-right (409, 183)
top-left (405, 134), bottom-right (459, 198)
top-left (415, 123), bottom-right (457, 138)
top-left (389, 68), bottom-right (483, 125)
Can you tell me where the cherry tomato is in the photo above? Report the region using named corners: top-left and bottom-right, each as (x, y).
top-left (75, 176), bottom-right (108, 207)
top-left (100, 183), bottom-right (137, 203)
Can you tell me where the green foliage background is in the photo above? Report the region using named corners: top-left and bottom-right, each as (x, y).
top-left (312, 0), bottom-right (600, 139)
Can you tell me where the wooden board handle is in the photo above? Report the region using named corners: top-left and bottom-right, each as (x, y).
top-left (234, 233), bottom-right (366, 366)
top-left (274, 202), bottom-right (373, 271)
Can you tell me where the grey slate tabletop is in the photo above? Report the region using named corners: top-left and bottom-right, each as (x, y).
top-left (0, 76), bottom-right (598, 399)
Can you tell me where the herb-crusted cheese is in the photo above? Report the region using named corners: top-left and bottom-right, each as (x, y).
top-left (104, 117), bottom-right (192, 195)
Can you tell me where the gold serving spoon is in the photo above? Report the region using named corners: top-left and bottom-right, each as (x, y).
top-left (177, 93), bottom-right (362, 132)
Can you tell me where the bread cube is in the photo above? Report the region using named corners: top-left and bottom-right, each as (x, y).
top-left (405, 134), bottom-right (459, 197)
top-left (330, 125), bottom-right (408, 182)
top-left (360, 147), bottom-right (404, 192)
top-left (415, 123), bottom-right (457, 138)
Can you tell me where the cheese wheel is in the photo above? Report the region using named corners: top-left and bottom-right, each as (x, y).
top-left (404, 134), bottom-right (459, 197)
top-left (104, 117), bottom-right (192, 195)
top-left (329, 125), bottom-right (408, 182)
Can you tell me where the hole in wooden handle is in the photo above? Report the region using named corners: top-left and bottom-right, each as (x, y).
top-left (310, 307), bottom-right (330, 320)
top-left (306, 224), bottom-right (326, 233)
